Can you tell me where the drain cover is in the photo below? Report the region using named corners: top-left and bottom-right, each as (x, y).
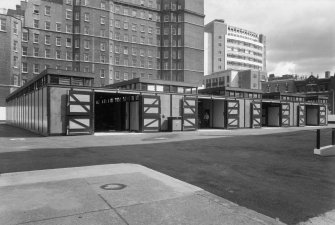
top-left (100, 183), bottom-right (127, 191)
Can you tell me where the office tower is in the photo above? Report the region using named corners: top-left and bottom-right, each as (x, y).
top-left (205, 19), bottom-right (266, 75)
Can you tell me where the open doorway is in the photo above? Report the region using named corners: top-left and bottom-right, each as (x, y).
top-left (94, 92), bottom-right (140, 132)
top-left (262, 102), bottom-right (281, 127)
top-left (306, 105), bottom-right (319, 126)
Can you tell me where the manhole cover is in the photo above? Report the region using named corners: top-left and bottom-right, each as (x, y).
top-left (100, 183), bottom-right (127, 191)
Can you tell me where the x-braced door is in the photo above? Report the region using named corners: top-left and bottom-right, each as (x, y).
top-left (319, 105), bottom-right (327, 126)
top-left (297, 105), bottom-right (305, 127)
top-left (225, 100), bottom-right (239, 129)
top-left (183, 97), bottom-right (197, 131)
top-left (67, 89), bottom-right (94, 135)
top-left (141, 95), bottom-right (160, 132)
top-left (251, 101), bottom-right (262, 128)
top-left (281, 103), bottom-right (290, 127)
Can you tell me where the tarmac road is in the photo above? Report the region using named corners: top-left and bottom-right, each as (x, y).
top-left (0, 124), bottom-right (335, 224)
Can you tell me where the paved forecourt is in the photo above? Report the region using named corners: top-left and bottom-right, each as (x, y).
top-left (0, 164), bottom-right (284, 225)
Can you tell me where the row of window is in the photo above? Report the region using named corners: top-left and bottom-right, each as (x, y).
top-left (226, 54), bottom-right (263, 64)
top-left (0, 18), bottom-right (19, 34)
top-left (227, 61), bottom-right (262, 70)
top-left (227, 46), bottom-right (263, 57)
top-left (227, 38), bottom-right (263, 50)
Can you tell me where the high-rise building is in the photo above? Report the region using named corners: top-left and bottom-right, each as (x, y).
top-left (0, 9), bottom-right (22, 120)
top-left (205, 19), bottom-right (266, 75)
top-left (3, 0), bottom-right (204, 88)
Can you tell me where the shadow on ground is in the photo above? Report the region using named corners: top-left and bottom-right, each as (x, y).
top-left (1, 130), bottom-right (335, 224)
top-left (0, 124), bottom-right (42, 138)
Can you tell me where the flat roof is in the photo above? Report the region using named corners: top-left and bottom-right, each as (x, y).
top-left (199, 86), bottom-right (263, 94)
top-left (6, 69), bottom-right (95, 100)
top-left (107, 78), bottom-right (198, 88)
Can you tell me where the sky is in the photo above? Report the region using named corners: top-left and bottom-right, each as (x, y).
top-left (0, 0), bottom-right (334, 77)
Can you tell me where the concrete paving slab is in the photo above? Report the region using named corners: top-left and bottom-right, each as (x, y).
top-left (0, 179), bottom-right (109, 225)
top-left (117, 194), bottom-right (279, 225)
top-left (0, 164), bottom-right (284, 225)
top-left (87, 172), bottom-right (194, 208)
top-left (22, 210), bottom-right (127, 225)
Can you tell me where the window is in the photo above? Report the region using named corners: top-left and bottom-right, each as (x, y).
top-left (56, 50), bottom-right (61, 59)
top-left (34, 19), bottom-right (39, 28)
top-left (100, 69), bottom-right (105, 78)
top-left (124, 34), bottom-right (129, 42)
top-left (45, 49), bottom-right (51, 58)
top-left (164, 15), bottom-right (169, 22)
top-left (101, 1), bottom-right (106, 9)
top-left (123, 22), bottom-right (128, 29)
top-left (56, 23), bottom-right (61, 32)
top-left (66, 51), bottom-right (72, 60)
top-left (13, 22), bottom-right (18, 34)
top-left (75, 39), bottom-right (80, 48)
top-left (124, 8), bottom-right (129, 15)
top-left (22, 62), bottom-right (28, 73)
top-left (100, 16), bottom-right (105, 25)
top-left (45, 6), bottom-right (51, 16)
top-left (22, 31), bottom-right (28, 41)
top-left (22, 46), bottom-right (27, 56)
top-left (124, 72), bottom-right (128, 80)
top-left (75, 12), bottom-right (80, 20)
top-left (84, 26), bottom-right (89, 34)
top-left (132, 35), bottom-right (137, 43)
top-left (66, 38), bottom-right (71, 47)
top-left (148, 60), bottom-right (153, 69)
top-left (45, 35), bottom-right (51, 45)
top-left (66, 0), bottom-right (72, 5)
top-left (33, 4), bottom-right (39, 14)
top-left (100, 54), bottom-right (105, 63)
top-left (148, 26), bottom-right (153, 34)
top-left (132, 10), bottom-right (137, 17)
top-left (13, 56), bottom-right (18, 68)
top-left (115, 20), bottom-right (120, 28)
top-left (45, 21), bottom-right (51, 30)
top-left (123, 46), bottom-right (128, 54)
top-left (115, 71), bottom-right (120, 80)
top-left (84, 40), bottom-right (90, 49)
top-left (140, 37), bottom-right (145, 44)
top-left (84, 53), bottom-right (89, 61)
top-left (124, 58), bottom-right (129, 66)
top-left (132, 58), bottom-right (137, 66)
top-left (140, 58), bottom-right (145, 68)
top-left (132, 47), bottom-right (137, 55)
top-left (66, 24), bottom-right (71, 33)
top-left (66, 9), bottom-right (72, 19)
top-left (13, 41), bottom-right (18, 52)
top-left (33, 64), bottom-right (39, 74)
top-left (34, 47), bottom-right (39, 56)
top-left (115, 56), bottom-right (120, 65)
top-left (100, 42), bottom-right (106, 51)
top-left (140, 49), bottom-right (145, 56)
top-left (140, 25), bottom-right (145, 33)
top-left (100, 29), bottom-right (106, 37)
top-left (132, 23), bottom-right (137, 31)
top-left (84, 13), bottom-right (89, 21)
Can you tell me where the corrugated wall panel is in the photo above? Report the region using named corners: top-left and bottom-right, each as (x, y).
top-left (160, 94), bottom-right (170, 131)
top-left (42, 87), bottom-right (48, 135)
top-left (239, 99), bottom-right (245, 128)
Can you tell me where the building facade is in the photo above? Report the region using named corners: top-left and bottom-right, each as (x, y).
top-left (0, 9), bottom-right (22, 119)
top-left (203, 69), bottom-right (266, 90)
top-left (262, 73), bottom-right (335, 113)
top-left (2, 0), bottom-right (204, 88)
top-left (205, 19), bottom-right (266, 75)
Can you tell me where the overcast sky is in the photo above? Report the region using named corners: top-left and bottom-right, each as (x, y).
top-left (1, 0), bottom-right (334, 77)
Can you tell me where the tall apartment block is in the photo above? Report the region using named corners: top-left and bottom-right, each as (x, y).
top-left (205, 19), bottom-right (266, 75)
top-left (3, 0), bottom-right (204, 88)
top-left (0, 9), bottom-right (22, 119)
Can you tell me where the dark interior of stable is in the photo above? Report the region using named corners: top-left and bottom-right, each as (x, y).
top-left (94, 93), bottom-right (139, 132)
top-left (262, 102), bottom-right (281, 127)
top-left (306, 105), bottom-right (319, 126)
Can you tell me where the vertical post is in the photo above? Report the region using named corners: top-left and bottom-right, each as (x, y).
top-left (332, 128), bottom-right (335, 146)
top-left (316, 129), bottom-right (320, 149)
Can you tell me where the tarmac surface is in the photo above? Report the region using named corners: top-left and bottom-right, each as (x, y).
top-left (1, 124), bottom-right (335, 224)
top-left (0, 164), bottom-right (283, 225)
